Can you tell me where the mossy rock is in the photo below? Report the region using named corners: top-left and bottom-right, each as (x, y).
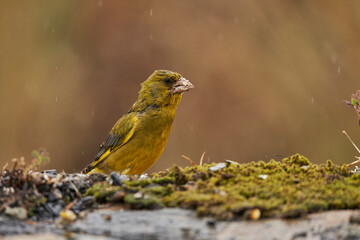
top-left (85, 153), bottom-right (360, 220)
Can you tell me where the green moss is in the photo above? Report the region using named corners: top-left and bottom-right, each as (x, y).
top-left (82, 153), bottom-right (360, 220)
top-left (282, 153), bottom-right (310, 166)
top-left (36, 197), bottom-right (47, 204)
top-left (84, 182), bottom-right (121, 202)
top-left (147, 184), bottom-right (174, 196)
top-left (281, 204), bottom-right (307, 218)
top-left (151, 175), bottom-right (175, 185)
top-left (124, 179), bottom-right (151, 187)
top-left (26, 196), bottom-right (48, 218)
top-left (124, 194), bottom-right (163, 209)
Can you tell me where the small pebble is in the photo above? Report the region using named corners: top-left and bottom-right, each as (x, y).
top-left (244, 208), bottom-right (261, 220)
top-left (103, 214), bottom-right (112, 221)
top-left (207, 219), bottom-right (216, 228)
top-left (43, 169), bottom-right (58, 178)
top-left (353, 166), bottom-right (360, 174)
top-left (60, 210), bottom-right (77, 222)
top-left (49, 188), bottom-right (63, 201)
top-left (209, 163), bottom-right (226, 171)
top-left (133, 192), bottom-right (143, 199)
top-left (5, 206), bottom-right (27, 220)
top-left (225, 160), bottom-right (239, 165)
top-left (78, 210), bottom-right (88, 219)
top-left (350, 212), bottom-right (360, 224)
top-left (139, 173), bottom-right (150, 180)
top-left (118, 174), bottom-right (130, 181)
top-left (72, 196), bottom-right (95, 214)
top-left (258, 174), bottom-right (268, 180)
top-left (109, 172), bottom-right (123, 186)
top-left (111, 191), bottom-right (126, 202)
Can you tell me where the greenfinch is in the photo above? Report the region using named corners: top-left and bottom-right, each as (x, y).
top-left (82, 70), bottom-right (194, 175)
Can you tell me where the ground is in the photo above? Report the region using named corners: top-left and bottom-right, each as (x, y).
top-left (1, 153), bottom-right (360, 239)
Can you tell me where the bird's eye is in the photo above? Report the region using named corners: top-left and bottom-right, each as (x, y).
top-left (163, 78), bottom-right (172, 84)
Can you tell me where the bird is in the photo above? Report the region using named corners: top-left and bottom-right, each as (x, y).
top-left (82, 70), bottom-right (194, 175)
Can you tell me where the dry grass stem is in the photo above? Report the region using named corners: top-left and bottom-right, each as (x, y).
top-left (343, 130), bottom-right (360, 168)
top-left (199, 152), bottom-right (206, 166)
top-left (181, 155), bottom-right (196, 166)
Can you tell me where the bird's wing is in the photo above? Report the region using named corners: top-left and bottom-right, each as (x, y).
top-left (82, 112), bottom-right (139, 173)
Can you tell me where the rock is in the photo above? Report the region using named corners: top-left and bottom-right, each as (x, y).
top-left (5, 207), bottom-right (27, 220)
top-left (72, 196), bottom-right (95, 214)
top-left (209, 163), bottom-right (226, 171)
top-left (350, 212), bottom-right (360, 224)
top-left (60, 210), bottom-right (77, 222)
top-left (225, 160), bottom-right (239, 165)
top-left (258, 174), bottom-right (268, 180)
top-left (48, 188), bottom-right (63, 202)
top-left (42, 169), bottom-right (58, 179)
top-left (108, 172), bottom-right (123, 186)
top-left (243, 208), bottom-right (261, 220)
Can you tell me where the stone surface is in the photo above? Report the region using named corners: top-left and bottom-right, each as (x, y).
top-left (2, 209), bottom-right (360, 240)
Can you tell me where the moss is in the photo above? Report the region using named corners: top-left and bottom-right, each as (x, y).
top-left (124, 194), bottom-right (163, 209)
top-left (303, 199), bottom-right (328, 212)
top-left (82, 153), bottom-right (360, 220)
top-left (281, 204), bottom-right (307, 218)
top-left (282, 153), bottom-right (310, 166)
top-left (36, 197), bottom-right (47, 204)
top-left (147, 184), bottom-right (174, 196)
top-left (151, 175), bottom-right (175, 185)
top-left (84, 182), bottom-right (121, 202)
top-left (124, 179), bottom-right (151, 187)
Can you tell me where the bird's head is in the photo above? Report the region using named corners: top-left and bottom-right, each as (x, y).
top-left (135, 70), bottom-right (194, 110)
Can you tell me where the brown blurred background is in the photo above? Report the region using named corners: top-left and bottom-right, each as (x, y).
top-left (1, 1), bottom-right (359, 173)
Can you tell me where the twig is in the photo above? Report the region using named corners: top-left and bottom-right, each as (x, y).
top-left (343, 130), bottom-right (360, 168)
top-left (69, 181), bottom-right (82, 198)
top-left (2, 162), bottom-right (8, 171)
top-left (181, 155), bottom-right (196, 166)
top-left (343, 130), bottom-right (360, 154)
top-left (7, 159), bottom-right (18, 186)
top-left (199, 152), bottom-right (206, 166)
top-left (347, 157), bottom-right (360, 168)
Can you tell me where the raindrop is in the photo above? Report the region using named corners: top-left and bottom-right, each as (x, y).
top-left (51, 28), bottom-right (55, 33)
top-left (98, 0), bottom-right (103, 7)
top-left (234, 17), bottom-right (238, 24)
top-left (55, 97), bottom-right (58, 102)
top-left (311, 97), bottom-right (314, 104)
top-left (252, 17), bottom-right (256, 22)
top-left (150, 9), bottom-right (153, 16)
top-left (149, 35), bottom-right (154, 41)
top-left (337, 66), bottom-right (341, 74)
top-left (55, 66), bottom-right (58, 70)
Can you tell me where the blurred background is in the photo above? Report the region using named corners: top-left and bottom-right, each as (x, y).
top-left (1, 1), bottom-right (360, 173)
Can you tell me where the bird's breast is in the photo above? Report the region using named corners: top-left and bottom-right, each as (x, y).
top-left (138, 109), bottom-right (175, 139)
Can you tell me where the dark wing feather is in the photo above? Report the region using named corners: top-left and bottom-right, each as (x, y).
top-left (82, 112), bottom-right (138, 174)
top-left (94, 133), bottom-right (121, 160)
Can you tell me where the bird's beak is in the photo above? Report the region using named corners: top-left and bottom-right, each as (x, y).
top-left (171, 77), bottom-right (195, 94)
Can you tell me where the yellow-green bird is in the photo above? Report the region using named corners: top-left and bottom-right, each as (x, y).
top-left (82, 70), bottom-right (194, 175)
